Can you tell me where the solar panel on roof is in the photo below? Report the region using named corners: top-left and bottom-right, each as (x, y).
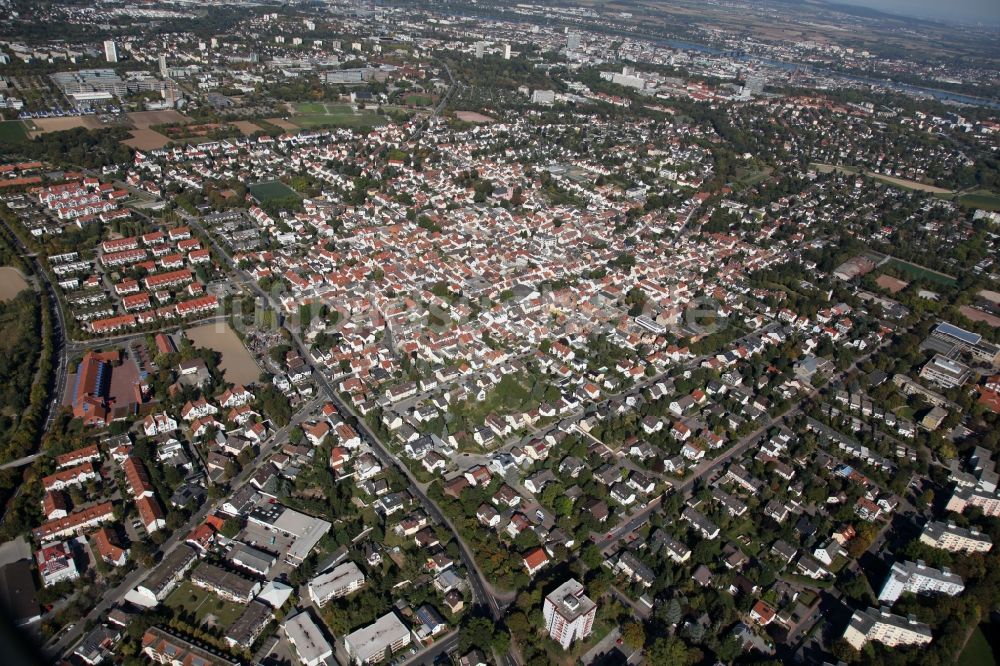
top-left (935, 322), bottom-right (981, 345)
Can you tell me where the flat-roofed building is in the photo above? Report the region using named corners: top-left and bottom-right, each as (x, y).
top-left (228, 542), bottom-right (276, 577)
top-left (225, 600), bottom-right (273, 650)
top-left (842, 607), bottom-right (932, 650)
top-left (945, 486), bottom-right (1000, 517)
top-left (919, 355), bottom-right (971, 389)
top-left (344, 611), bottom-right (412, 664)
top-left (542, 579), bottom-right (597, 650)
top-left (919, 521), bottom-right (993, 554)
top-left (928, 322), bottom-right (1000, 365)
top-left (247, 504), bottom-right (331, 564)
top-left (877, 560), bottom-right (964, 604)
top-left (135, 544), bottom-right (199, 604)
top-left (308, 561), bottom-right (365, 607)
top-left (190, 561), bottom-right (260, 604)
top-left (283, 611), bottom-right (333, 666)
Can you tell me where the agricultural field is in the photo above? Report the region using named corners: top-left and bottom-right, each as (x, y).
top-left (127, 110), bottom-right (190, 129)
top-left (122, 129), bottom-right (172, 150)
top-left (0, 121), bottom-right (28, 144)
top-left (231, 120), bottom-right (263, 135)
top-left (29, 115), bottom-right (106, 135)
top-left (263, 117), bottom-right (299, 131)
top-left (291, 102), bottom-right (386, 129)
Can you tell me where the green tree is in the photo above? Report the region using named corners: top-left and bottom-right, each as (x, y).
top-left (647, 637), bottom-right (698, 666)
top-left (622, 622), bottom-right (646, 648)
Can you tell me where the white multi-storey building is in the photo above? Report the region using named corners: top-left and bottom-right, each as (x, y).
top-left (877, 560), bottom-right (965, 604)
top-left (542, 579), bottom-right (597, 650)
top-left (344, 612), bottom-right (411, 665)
top-left (842, 608), bottom-right (933, 650)
top-left (919, 521), bottom-right (993, 554)
top-left (308, 561), bottom-right (365, 607)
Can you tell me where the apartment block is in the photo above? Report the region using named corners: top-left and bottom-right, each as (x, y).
top-left (842, 607), bottom-right (932, 650)
top-left (877, 560), bottom-right (964, 604)
top-left (542, 579), bottom-right (597, 650)
top-left (919, 521), bottom-right (993, 554)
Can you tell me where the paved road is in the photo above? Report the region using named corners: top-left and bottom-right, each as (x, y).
top-left (398, 630), bottom-right (459, 666)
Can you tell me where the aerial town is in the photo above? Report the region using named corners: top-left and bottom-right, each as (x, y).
top-left (0, 1), bottom-right (998, 665)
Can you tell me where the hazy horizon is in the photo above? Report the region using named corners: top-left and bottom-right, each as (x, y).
top-left (827, 0), bottom-right (1000, 25)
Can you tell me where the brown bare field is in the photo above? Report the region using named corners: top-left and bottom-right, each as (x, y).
top-left (265, 117), bottom-right (300, 131)
top-left (123, 128), bottom-right (172, 150)
top-left (455, 111), bottom-right (496, 123)
top-left (127, 110), bottom-right (190, 129)
top-left (0, 267), bottom-right (29, 301)
top-left (875, 275), bottom-right (908, 294)
top-left (185, 323), bottom-right (261, 386)
top-left (28, 116), bottom-right (103, 136)
top-left (232, 120), bottom-right (263, 135)
top-left (959, 305), bottom-right (1000, 329)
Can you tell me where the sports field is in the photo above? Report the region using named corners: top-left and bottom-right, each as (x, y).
top-left (886, 258), bottom-right (957, 286)
top-left (291, 102), bottom-right (386, 129)
top-left (248, 180), bottom-right (299, 203)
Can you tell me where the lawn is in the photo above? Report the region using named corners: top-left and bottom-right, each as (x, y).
top-left (249, 180), bottom-right (300, 202)
top-left (0, 121), bottom-right (28, 144)
top-left (886, 258), bottom-right (957, 286)
top-left (164, 580), bottom-right (246, 630)
top-left (958, 626), bottom-right (995, 666)
top-left (959, 191), bottom-right (1000, 212)
top-left (734, 166), bottom-right (773, 188)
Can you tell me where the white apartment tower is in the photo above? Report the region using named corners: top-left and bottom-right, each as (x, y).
top-left (104, 40), bottom-right (118, 63)
top-left (543, 579), bottom-right (597, 649)
top-left (919, 521), bottom-right (993, 554)
top-left (842, 607), bottom-right (932, 650)
top-left (877, 560), bottom-right (964, 604)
